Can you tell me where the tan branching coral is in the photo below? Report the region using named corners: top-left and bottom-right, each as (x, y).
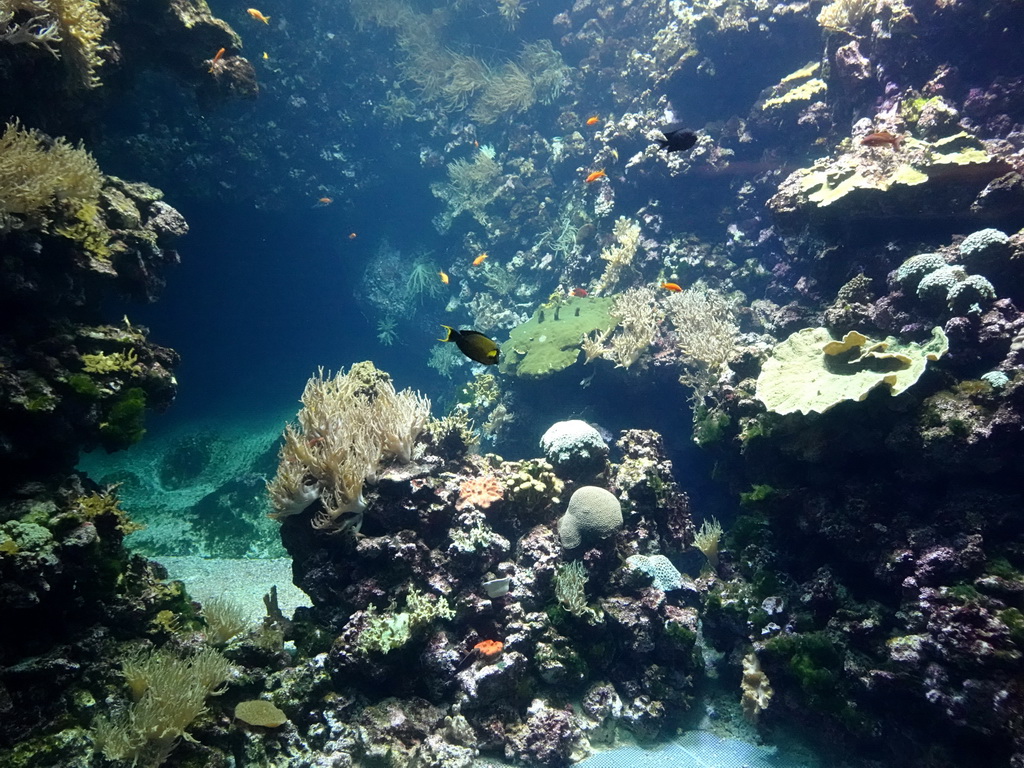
top-left (606, 287), bottom-right (664, 369)
top-left (594, 217), bottom-right (641, 295)
top-left (741, 650), bottom-right (773, 721)
top-left (267, 363), bottom-right (431, 533)
top-left (0, 0), bottom-right (62, 51)
top-left (666, 282), bottom-right (741, 401)
top-left (0, 0), bottom-right (109, 86)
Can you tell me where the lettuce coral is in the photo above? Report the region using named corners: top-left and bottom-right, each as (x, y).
top-left (500, 296), bottom-right (615, 377)
top-left (755, 326), bottom-right (949, 415)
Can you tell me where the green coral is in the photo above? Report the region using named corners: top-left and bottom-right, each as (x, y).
top-left (356, 588), bottom-right (454, 655)
top-left (755, 327), bottom-right (948, 415)
top-left (81, 348), bottom-right (140, 374)
top-left (500, 295), bottom-right (615, 377)
top-left (783, 132), bottom-right (1003, 211)
top-left (761, 62), bottom-right (826, 111)
top-left (100, 387), bottom-right (147, 447)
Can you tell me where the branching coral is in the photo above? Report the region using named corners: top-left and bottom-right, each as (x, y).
top-left (593, 217), bottom-right (641, 295)
top-left (267, 363), bottom-right (431, 533)
top-left (0, 0), bottom-right (61, 51)
top-left (605, 287), bottom-right (664, 369)
top-left (0, 0), bottom-right (108, 87)
top-left (666, 282), bottom-right (741, 401)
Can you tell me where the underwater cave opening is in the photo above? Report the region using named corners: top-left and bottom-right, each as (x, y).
top-left (494, 363), bottom-right (738, 526)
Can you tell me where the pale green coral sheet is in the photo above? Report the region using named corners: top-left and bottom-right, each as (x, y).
top-left (756, 326), bottom-right (948, 415)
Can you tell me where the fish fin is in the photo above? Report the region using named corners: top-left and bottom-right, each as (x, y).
top-left (438, 325), bottom-right (454, 342)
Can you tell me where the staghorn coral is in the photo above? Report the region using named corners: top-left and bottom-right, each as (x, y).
top-left (594, 217), bottom-right (641, 295)
top-left (0, 0), bottom-right (108, 87)
top-left (605, 286), bottom-right (664, 370)
top-left (0, 0), bottom-right (61, 51)
top-left (666, 282), bottom-right (741, 401)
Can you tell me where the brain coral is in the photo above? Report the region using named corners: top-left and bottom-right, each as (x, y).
top-left (557, 486), bottom-right (622, 549)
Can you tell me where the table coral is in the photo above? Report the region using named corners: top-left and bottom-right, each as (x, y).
top-left (756, 326), bottom-right (949, 415)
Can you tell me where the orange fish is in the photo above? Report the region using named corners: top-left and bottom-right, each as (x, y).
top-left (585, 169), bottom-right (606, 183)
top-left (586, 116), bottom-right (600, 126)
top-left (208, 47), bottom-right (226, 72)
top-left (348, 232), bottom-right (357, 239)
top-left (314, 197), bottom-right (332, 207)
top-left (472, 253), bottom-right (488, 266)
top-left (861, 130), bottom-right (901, 148)
top-left (661, 282), bottom-right (682, 292)
top-left (439, 270), bottom-right (449, 285)
top-left (247, 8), bottom-right (270, 23)
top-left (571, 287), bottom-right (588, 297)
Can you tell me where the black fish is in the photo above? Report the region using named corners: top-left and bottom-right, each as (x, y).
top-left (656, 123), bottom-right (698, 153)
top-left (438, 326), bottom-right (500, 365)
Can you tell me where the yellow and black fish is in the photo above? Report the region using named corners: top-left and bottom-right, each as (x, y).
top-left (438, 325), bottom-right (500, 365)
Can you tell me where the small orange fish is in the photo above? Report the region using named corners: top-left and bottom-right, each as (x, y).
top-left (348, 232), bottom-right (357, 239)
top-left (314, 197), bottom-right (333, 207)
top-left (571, 287), bottom-right (588, 297)
top-left (247, 8), bottom-right (270, 23)
top-left (439, 270), bottom-right (449, 285)
top-left (472, 253), bottom-right (489, 266)
top-left (661, 282), bottom-right (682, 292)
top-left (585, 169), bottom-right (606, 183)
top-left (586, 116), bottom-right (600, 126)
top-left (208, 48), bottom-right (226, 72)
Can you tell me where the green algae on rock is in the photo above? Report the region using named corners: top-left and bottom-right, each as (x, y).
top-left (756, 326), bottom-right (949, 415)
top-left (499, 295), bottom-right (615, 377)
top-left (768, 132), bottom-right (1012, 229)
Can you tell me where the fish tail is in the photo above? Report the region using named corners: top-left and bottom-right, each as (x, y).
top-left (438, 325), bottom-right (454, 342)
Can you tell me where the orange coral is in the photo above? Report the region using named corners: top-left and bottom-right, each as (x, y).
top-left (474, 639), bottom-right (504, 659)
top-left (457, 475), bottom-right (504, 509)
